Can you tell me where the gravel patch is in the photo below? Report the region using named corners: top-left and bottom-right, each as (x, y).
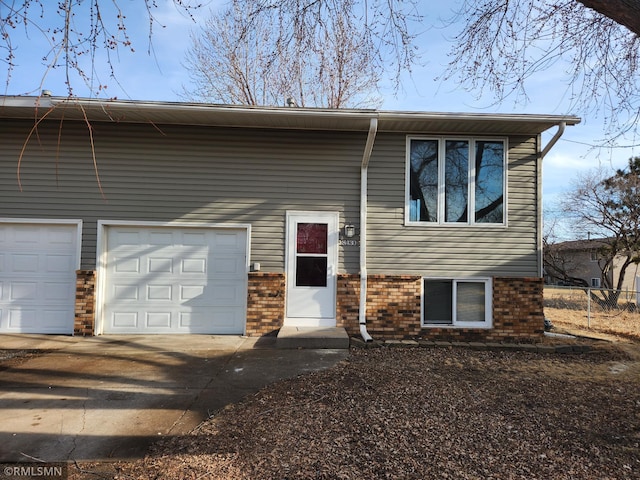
top-left (72, 346), bottom-right (640, 480)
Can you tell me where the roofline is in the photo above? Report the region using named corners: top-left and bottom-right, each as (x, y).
top-left (0, 95), bottom-right (581, 134)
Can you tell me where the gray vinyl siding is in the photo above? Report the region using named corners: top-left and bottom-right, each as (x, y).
top-left (0, 120), bottom-right (364, 272)
top-left (367, 134), bottom-right (541, 277)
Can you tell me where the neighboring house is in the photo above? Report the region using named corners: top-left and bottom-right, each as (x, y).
top-left (0, 96), bottom-right (580, 342)
top-left (545, 239), bottom-right (640, 292)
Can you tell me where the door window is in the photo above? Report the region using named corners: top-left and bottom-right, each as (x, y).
top-left (295, 223), bottom-right (328, 287)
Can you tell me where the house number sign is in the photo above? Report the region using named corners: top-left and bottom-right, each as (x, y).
top-left (339, 239), bottom-right (359, 246)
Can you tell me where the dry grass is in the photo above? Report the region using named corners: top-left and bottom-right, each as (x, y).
top-left (545, 307), bottom-right (640, 342)
top-left (544, 287), bottom-right (640, 342)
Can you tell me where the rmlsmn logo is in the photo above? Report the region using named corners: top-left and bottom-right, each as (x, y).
top-left (2, 463), bottom-right (67, 479)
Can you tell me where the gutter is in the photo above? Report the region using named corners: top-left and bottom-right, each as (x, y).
top-left (359, 117), bottom-right (378, 342)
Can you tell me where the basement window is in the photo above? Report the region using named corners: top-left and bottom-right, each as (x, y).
top-left (422, 278), bottom-right (492, 328)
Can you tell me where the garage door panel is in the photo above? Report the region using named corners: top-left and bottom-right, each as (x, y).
top-left (180, 309), bottom-right (241, 333)
top-left (147, 284), bottom-right (173, 301)
top-left (146, 312), bottom-right (172, 328)
top-left (113, 256), bottom-right (141, 273)
top-left (10, 282), bottom-right (38, 301)
top-left (46, 254), bottom-right (75, 272)
top-left (113, 284), bottom-right (140, 301)
top-left (0, 223), bottom-right (78, 334)
top-left (181, 257), bottom-right (207, 274)
top-left (148, 257), bottom-right (173, 273)
top-left (44, 281), bottom-right (75, 301)
top-left (112, 311), bottom-right (139, 329)
top-left (103, 226), bottom-right (247, 334)
top-left (182, 231), bottom-right (207, 246)
top-left (8, 309), bottom-right (37, 329)
top-left (12, 254), bottom-right (40, 273)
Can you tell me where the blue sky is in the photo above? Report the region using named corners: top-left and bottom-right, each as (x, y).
top-left (2, 0), bottom-right (637, 239)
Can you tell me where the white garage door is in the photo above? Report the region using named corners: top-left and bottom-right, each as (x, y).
top-left (102, 226), bottom-right (248, 334)
top-left (0, 222), bottom-right (79, 334)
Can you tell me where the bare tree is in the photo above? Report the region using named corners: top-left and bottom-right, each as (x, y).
top-left (442, 0), bottom-right (640, 142)
top-left (0, 0), bottom-right (205, 96)
top-left (182, 0), bottom-right (383, 108)
top-left (550, 158), bottom-right (640, 306)
top-left (1, 0), bottom-right (419, 100)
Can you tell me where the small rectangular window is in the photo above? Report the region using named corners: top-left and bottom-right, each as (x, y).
top-left (422, 278), bottom-right (492, 328)
top-left (591, 278), bottom-right (601, 288)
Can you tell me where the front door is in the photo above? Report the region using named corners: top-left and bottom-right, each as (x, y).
top-left (285, 211), bottom-right (338, 327)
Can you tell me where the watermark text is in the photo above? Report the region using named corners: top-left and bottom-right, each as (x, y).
top-left (1, 463), bottom-right (67, 479)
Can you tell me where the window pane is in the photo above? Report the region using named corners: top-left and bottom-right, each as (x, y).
top-left (456, 282), bottom-right (486, 322)
top-left (474, 141), bottom-right (504, 223)
top-left (409, 140), bottom-right (439, 222)
top-left (423, 280), bottom-right (452, 324)
top-left (297, 223), bottom-right (327, 254)
top-left (296, 257), bottom-right (327, 287)
top-left (445, 140), bottom-right (469, 223)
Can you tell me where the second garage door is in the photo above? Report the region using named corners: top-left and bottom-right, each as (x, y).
top-left (102, 225), bottom-right (248, 334)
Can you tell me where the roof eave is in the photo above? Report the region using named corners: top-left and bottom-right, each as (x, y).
top-left (0, 96), bottom-right (581, 135)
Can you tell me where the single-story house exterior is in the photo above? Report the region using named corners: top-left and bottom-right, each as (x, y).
top-left (0, 96), bottom-right (580, 341)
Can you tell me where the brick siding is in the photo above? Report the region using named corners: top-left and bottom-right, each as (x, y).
top-left (336, 273), bottom-right (360, 335)
top-left (70, 271), bottom-right (543, 341)
top-left (245, 272), bottom-right (285, 336)
top-left (340, 274), bottom-right (544, 342)
top-left (74, 270), bottom-right (96, 336)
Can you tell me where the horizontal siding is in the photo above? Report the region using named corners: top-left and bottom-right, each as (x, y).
top-left (0, 120), bottom-right (364, 272)
top-left (367, 134), bottom-right (541, 277)
top-left (1, 120), bottom-right (543, 279)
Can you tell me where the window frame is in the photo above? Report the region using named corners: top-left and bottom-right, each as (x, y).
top-left (421, 277), bottom-right (493, 329)
top-left (405, 136), bottom-right (508, 226)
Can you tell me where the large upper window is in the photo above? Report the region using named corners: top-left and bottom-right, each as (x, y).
top-left (407, 138), bottom-right (506, 225)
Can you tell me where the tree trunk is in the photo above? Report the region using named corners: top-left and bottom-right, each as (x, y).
top-left (578, 0), bottom-right (640, 36)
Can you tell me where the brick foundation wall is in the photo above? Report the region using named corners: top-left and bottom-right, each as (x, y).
top-left (342, 274), bottom-right (544, 342)
top-left (336, 274), bottom-right (360, 335)
top-left (245, 272), bottom-right (285, 336)
top-left (74, 270), bottom-right (96, 336)
top-left (490, 276), bottom-right (544, 342)
top-left (364, 275), bottom-right (422, 339)
top-left (70, 270), bottom-right (543, 341)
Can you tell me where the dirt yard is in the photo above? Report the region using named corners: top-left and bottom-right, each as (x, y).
top-left (69, 340), bottom-right (640, 480)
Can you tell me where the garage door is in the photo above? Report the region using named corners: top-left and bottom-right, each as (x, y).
top-left (102, 226), bottom-right (248, 334)
top-left (0, 222), bottom-right (80, 334)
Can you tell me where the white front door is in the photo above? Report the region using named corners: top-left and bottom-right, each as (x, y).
top-left (285, 211), bottom-right (338, 327)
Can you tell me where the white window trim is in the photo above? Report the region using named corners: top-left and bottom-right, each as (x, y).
top-left (405, 136), bottom-right (508, 227)
top-left (421, 277), bottom-right (493, 329)
top-left (591, 277), bottom-right (601, 288)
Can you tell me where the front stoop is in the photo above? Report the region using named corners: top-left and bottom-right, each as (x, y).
top-left (276, 326), bottom-right (350, 349)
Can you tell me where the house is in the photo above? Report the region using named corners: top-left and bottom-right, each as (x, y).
top-left (0, 96), bottom-right (580, 342)
top-left (545, 238), bottom-right (640, 292)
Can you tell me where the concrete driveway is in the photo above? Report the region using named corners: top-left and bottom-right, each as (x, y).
top-left (0, 335), bottom-right (349, 462)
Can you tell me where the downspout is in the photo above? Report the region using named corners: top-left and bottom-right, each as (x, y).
top-left (359, 117), bottom-right (378, 342)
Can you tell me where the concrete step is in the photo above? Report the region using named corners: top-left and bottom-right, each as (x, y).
top-left (276, 326), bottom-right (350, 349)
